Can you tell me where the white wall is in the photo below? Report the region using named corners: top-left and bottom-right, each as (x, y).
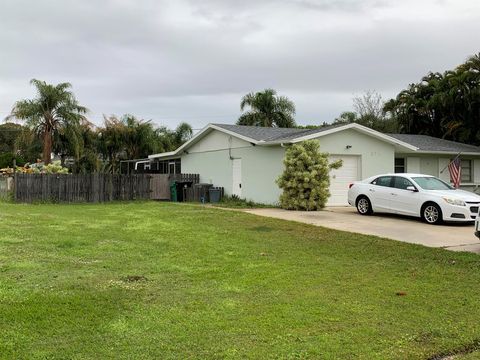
top-left (181, 130), bottom-right (286, 204)
top-left (311, 129), bottom-right (395, 179)
top-left (181, 130), bottom-right (253, 195)
top-left (398, 154), bottom-right (480, 193)
top-left (182, 128), bottom-right (397, 205)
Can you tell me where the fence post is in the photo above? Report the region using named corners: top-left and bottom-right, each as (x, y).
top-left (92, 173), bottom-right (99, 203)
top-left (12, 159), bottom-right (16, 202)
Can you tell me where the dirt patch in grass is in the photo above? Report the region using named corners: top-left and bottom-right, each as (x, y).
top-left (427, 340), bottom-right (480, 360)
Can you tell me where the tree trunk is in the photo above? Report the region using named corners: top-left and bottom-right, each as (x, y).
top-left (43, 129), bottom-right (52, 164)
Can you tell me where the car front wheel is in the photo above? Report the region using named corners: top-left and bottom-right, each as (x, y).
top-left (422, 203), bottom-right (443, 225)
top-left (356, 196), bottom-right (373, 215)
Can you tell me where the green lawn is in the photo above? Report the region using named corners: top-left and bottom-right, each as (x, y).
top-left (1, 202), bottom-right (480, 359)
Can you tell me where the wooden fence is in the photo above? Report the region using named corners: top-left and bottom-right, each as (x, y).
top-left (13, 173), bottom-right (201, 203)
top-left (170, 173), bottom-right (200, 184)
top-left (0, 177), bottom-right (9, 200)
top-left (14, 173), bottom-right (151, 203)
top-left (184, 185), bottom-right (224, 202)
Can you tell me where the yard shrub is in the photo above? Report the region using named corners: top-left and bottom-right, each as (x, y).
top-left (0, 152), bottom-right (25, 168)
top-left (276, 140), bottom-right (342, 210)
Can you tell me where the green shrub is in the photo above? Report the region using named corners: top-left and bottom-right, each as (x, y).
top-left (29, 160), bottom-right (69, 174)
top-left (0, 153), bottom-right (26, 168)
top-left (276, 140), bottom-right (342, 210)
top-left (214, 195), bottom-right (275, 209)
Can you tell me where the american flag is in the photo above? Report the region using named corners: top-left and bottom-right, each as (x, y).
top-left (448, 156), bottom-right (461, 188)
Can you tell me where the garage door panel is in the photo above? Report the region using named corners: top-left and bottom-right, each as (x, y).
top-left (328, 155), bottom-right (360, 206)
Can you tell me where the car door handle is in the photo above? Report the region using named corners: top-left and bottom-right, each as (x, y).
top-left (369, 189), bottom-right (375, 192)
top-left (390, 193), bottom-right (397, 196)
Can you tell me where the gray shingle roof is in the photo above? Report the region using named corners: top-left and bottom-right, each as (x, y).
top-left (212, 123), bottom-right (343, 142)
top-left (211, 123), bottom-right (480, 153)
top-left (387, 134), bottom-right (480, 153)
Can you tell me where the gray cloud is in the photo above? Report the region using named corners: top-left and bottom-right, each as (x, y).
top-left (1, 0), bottom-right (479, 128)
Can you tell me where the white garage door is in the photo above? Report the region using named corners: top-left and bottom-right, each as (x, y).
top-left (327, 155), bottom-right (360, 206)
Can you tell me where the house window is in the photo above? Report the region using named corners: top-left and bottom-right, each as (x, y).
top-left (461, 159), bottom-right (472, 183)
top-left (394, 158), bottom-right (405, 173)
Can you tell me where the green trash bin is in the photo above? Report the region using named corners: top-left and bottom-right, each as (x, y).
top-left (170, 182), bottom-right (177, 202)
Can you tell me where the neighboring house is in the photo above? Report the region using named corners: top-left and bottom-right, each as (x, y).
top-left (146, 123), bottom-right (480, 206)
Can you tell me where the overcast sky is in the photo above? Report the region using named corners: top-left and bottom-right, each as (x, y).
top-left (1, 0), bottom-right (479, 129)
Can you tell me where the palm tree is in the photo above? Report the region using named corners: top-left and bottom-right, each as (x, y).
top-left (154, 122), bottom-right (193, 152)
top-left (7, 79), bottom-right (88, 164)
top-left (236, 89), bottom-right (296, 128)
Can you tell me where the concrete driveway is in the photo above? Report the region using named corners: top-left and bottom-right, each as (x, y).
top-left (244, 207), bottom-right (480, 253)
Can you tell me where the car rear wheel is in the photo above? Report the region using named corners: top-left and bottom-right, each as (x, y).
top-left (356, 196), bottom-right (373, 215)
top-left (422, 203), bottom-right (443, 225)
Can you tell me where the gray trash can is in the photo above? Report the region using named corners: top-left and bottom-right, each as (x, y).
top-left (209, 188), bottom-right (221, 203)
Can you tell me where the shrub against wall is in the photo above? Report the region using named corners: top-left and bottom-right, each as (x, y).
top-left (276, 140), bottom-right (342, 210)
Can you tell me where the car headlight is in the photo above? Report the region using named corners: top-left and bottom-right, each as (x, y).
top-left (442, 197), bottom-right (466, 206)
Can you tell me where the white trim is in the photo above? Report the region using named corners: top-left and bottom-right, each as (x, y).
top-left (286, 123), bottom-right (419, 151)
top-left (148, 123), bottom-right (260, 159)
top-left (147, 122), bottom-right (480, 160)
top-left (413, 150), bottom-right (480, 156)
top-left (148, 151), bottom-right (177, 159)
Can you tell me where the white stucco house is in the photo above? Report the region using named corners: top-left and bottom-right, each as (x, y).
top-left (146, 123), bottom-right (480, 206)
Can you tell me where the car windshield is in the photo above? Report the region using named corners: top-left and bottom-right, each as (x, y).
top-left (412, 176), bottom-right (454, 190)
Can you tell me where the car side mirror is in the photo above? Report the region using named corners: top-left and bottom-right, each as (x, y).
top-left (406, 186), bottom-right (417, 192)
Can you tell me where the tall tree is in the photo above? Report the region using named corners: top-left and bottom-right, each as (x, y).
top-left (96, 115), bottom-right (193, 173)
top-left (97, 116), bottom-right (127, 173)
top-left (384, 53), bottom-right (480, 144)
top-left (7, 79), bottom-right (88, 164)
top-left (0, 123), bottom-right (23, 153)
top-left (237, 89), bottom-right (296, 128)
top-left (122, 115), bottom-right (159, 160)
top-left (333, 91), bottom-right (399, 132)
top-left (154, 122), bottom-right (193, 153)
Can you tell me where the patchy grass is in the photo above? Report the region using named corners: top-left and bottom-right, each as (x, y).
top-left (211, 195), bottom-right (277, 209)
top-left (0, 202), bottom-right (480, 359)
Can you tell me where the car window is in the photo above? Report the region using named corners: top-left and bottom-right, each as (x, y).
top-left (371, 176), bottom-right (392, 187)
top-left (412, 176), bottom-right (453, 190)
top-left (393, 176), bottom-right (414, 190)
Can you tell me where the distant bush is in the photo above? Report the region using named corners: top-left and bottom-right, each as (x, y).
top-left (0, 160), bottom-right (69, 175)
top-left (0, 153), bottom-right (26, 169)
top-left (29, 161), bottom-right (69, 174)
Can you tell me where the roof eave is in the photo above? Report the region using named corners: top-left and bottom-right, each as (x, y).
top-left (287, 123), bottom-right (419, 151)
top-left (148, 123), bottom-right (261, 159)
top-left (412, 150), bottom-right (480, 156)
top-left (148, 151), bottom-right (177, 159)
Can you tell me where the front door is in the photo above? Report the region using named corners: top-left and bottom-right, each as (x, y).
top-left (232, 158), bottom-right (242, 198)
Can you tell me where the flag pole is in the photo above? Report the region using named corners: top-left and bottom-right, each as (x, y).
top-left (439, 152), bottom-right (461, 174)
